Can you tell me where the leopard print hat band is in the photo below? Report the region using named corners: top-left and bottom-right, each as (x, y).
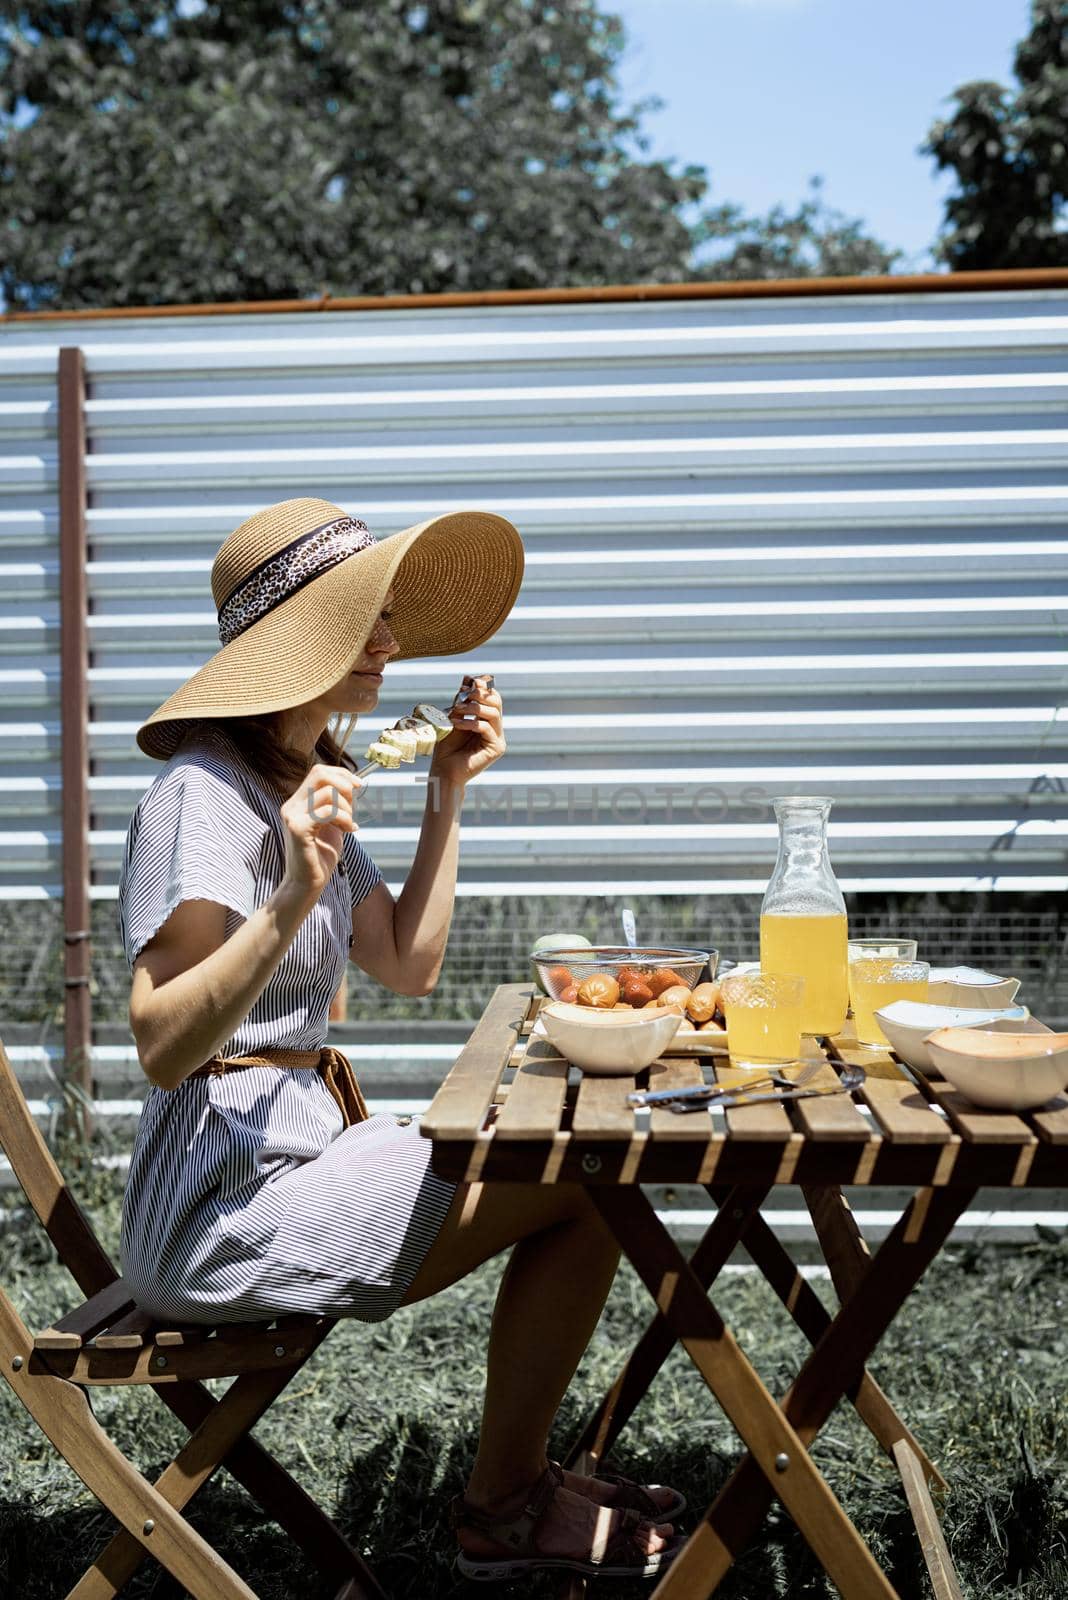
top-left (216, 515), bottom-right (378, 645)
top-left (135, 497), bottom-right (525, 763)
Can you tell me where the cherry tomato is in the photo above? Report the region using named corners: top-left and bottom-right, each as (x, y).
top-left (621, 976), bottom-right (655, 1007)
top-left (648, 967), bottom-right (687, 996)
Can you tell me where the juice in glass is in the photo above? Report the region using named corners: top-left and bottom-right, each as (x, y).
top-left (850, 958), bottom-right (930, 1047)
top-left (720, 972), bottom-right (804, 1067)
top-left (759, 911), bottom-right (849, 1035)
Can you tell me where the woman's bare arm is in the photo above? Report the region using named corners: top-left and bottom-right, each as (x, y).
top-left (128, 760), bottom-right (361, 1090)
top-left (129, 880), bottom-right (318, 1089)
top-left (350, 777), bottom-right (464, 997)
top-left (349, 679), bottom-right (505, 996)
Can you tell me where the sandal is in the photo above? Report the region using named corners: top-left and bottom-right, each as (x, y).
top-left (452, 1460), bottom-right (683, 1581)
top-left (562, 1458), bottom-right (688, 1520)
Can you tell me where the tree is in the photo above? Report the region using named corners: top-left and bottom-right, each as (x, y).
top-left (923, 0), bottom-right (1068, 269)
top-left (693, 177), bottom-right (902, 281)
top-left (0, 0), bottom-right (899, 310)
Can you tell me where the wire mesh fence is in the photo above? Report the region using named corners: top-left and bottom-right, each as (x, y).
top-left (2, 891), bottom-right (1066, 1053)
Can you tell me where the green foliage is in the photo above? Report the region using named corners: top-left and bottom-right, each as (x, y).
top-left (923, 0), bottom-right (1068, 269)
top-left (0, 0), bottom-right (897, 309)
top-left (694, 177), bottom-right (902, 281)
top-left (0, 0), bottom-right (703, 308)
top-left (1, 1172), bottom-right (1066, 1596)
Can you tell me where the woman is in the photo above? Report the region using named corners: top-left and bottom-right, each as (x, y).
top-left (118, 498), bottom-right (682, 1582)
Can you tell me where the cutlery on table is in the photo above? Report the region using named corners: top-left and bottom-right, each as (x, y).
top-left (628, 1061), bottom-right (864, 1114)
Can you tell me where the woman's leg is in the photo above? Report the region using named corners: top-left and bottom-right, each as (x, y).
top-left (401, 1181), bottom-right (675, 1561)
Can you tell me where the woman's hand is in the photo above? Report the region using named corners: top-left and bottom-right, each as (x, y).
top-left (280, 763), bottom-right (362, 900)
top-left (429, 676), bottom-right (505, 790)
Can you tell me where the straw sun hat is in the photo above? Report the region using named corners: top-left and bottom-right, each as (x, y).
top-left (135, 498), bottom-right (525, 762)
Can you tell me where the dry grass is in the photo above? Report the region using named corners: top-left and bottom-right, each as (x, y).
top-left (1, 1168), bottom-right (1066, 1598)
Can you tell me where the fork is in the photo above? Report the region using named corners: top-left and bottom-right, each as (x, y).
top-left (661, 1060), bottom-right (865, 1115)
top-left (628, 1058), bottom-right (823, 1110)
top-left (717, 1059), bottom-right (825, 1098)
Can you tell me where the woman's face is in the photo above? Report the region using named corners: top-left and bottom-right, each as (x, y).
top-left (330, 587), bottom-right (399, 714)
top-left (278, 590), bottom-right (399, 751)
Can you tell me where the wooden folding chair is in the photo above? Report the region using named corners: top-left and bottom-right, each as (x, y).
top-left (0, 1035), bottom-right (390, 1600)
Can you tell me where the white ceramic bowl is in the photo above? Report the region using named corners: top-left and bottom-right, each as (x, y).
top-left (539, 1001), bottom-right (683, 1075)
top-left (874, 1000), bottom-right (1030, 1073)
top-left (925, 966), bottom-right (1021, 1009)
top-left (925, 1027), bottom-right (1068, 1111)
top-left (719, 960), bottom-right (760, 979)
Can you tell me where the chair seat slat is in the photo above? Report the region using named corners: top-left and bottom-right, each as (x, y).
top-left (41, 1323), bottom-right (324, 1384)
top-left (155, 1323), bottom-right (211, 1346)
top-left (93, 1305), bottom-right (159, 1349)
top-left (34, 1277), bottom-right (134, 1350)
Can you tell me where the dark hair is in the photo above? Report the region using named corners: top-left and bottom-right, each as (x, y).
top-left (199, 713), bottom-right (358, 799)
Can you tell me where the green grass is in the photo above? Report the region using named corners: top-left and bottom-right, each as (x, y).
top-left (1, 1168), bottom-right (1066, 1599)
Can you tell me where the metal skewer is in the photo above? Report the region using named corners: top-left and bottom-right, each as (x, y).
top-left (342, 675), bottom-right (496, 782)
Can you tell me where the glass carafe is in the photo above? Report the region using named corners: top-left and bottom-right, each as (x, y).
top-left (759, 796), bottom-right (849, 1035)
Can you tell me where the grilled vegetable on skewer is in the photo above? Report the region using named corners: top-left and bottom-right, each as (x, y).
top-left (339, 702), bottom-right (456, 779)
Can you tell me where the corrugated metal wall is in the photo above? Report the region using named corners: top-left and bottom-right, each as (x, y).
top-left (2, 282), bottom-right (1068, 906)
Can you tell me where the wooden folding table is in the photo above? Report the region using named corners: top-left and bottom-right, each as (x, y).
top-left (421, 982), bottom-right (1068, 1600)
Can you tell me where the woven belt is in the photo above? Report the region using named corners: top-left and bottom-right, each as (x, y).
top-left (190, 1044), bottom-right (369, 1129)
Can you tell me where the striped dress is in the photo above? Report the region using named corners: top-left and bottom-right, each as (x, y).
top-left (117, 722), bottom-right (456, 1325)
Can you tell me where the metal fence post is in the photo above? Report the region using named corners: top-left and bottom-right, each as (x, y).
top-left (58, 347), bottom-right (93, 1140)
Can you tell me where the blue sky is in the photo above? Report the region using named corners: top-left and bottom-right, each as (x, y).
top-left (609, 0), bottom-right (1033, 270)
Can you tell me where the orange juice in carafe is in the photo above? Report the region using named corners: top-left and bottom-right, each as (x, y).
top-left (759, 797), bottom-right (849, 1035)
top-left (759, 911), bottom-right (848, 1034)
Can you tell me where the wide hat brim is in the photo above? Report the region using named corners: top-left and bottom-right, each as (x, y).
top-left (136, 508), bottom-right (524, 761)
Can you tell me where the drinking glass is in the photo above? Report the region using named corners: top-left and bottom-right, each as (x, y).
top-left (847, 939), bottom-right (918, 1021)
top-left (850, 958), bottom-right (930, 1047)
top-left (848, 938), bottom-right (918, 961)
top-left (721, 972), bottom-right (805, 1068)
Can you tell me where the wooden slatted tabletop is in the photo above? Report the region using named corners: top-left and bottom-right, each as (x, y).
top-left (421, 980), bottom-right (1068, 1600)
top-left (421, 983), bottom-right (1068, 1190)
